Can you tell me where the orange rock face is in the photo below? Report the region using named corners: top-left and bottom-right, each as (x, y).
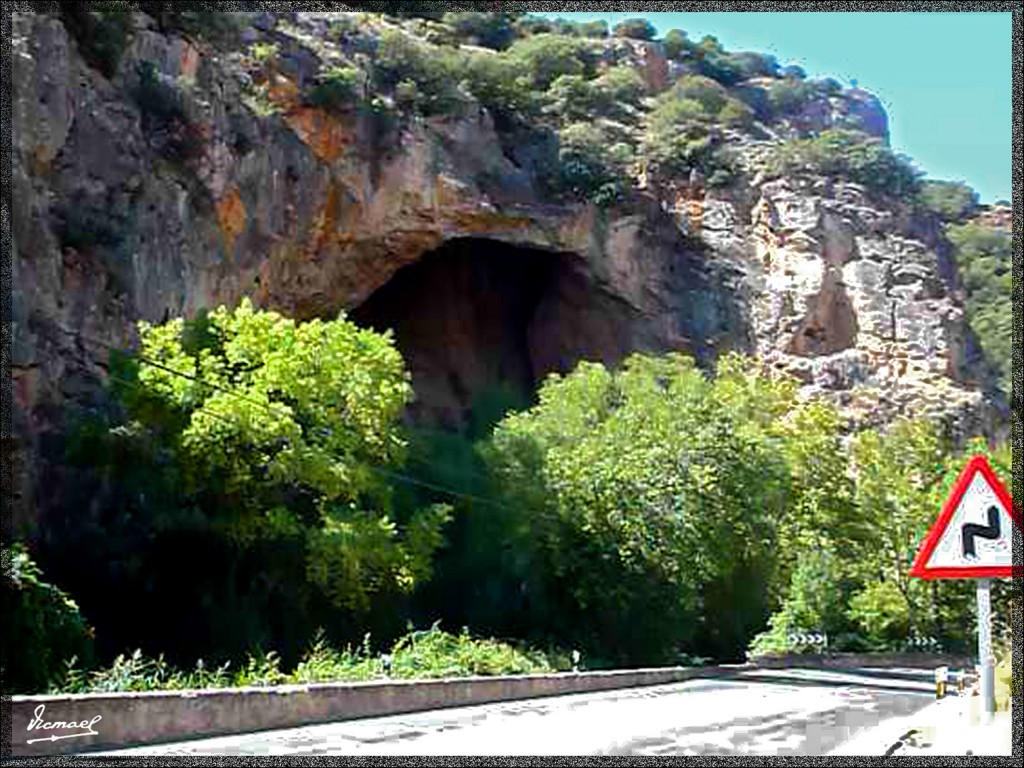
top-left (215, 186), bottom-right (248, 254)
top-left (283, 107), bottom-right (354, 165)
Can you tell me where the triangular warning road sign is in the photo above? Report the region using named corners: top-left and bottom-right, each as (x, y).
top-left (910, 455), bottom-right (1020, 579)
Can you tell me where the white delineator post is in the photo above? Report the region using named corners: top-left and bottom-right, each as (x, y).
top-left (976, 578), bottom-right (995, 721)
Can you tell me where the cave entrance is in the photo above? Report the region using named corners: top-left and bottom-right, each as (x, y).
top-left (350, 237), bottom-right (634, 436)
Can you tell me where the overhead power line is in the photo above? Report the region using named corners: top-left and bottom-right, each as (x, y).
top-left (56, 323), bottom-right (522, 513)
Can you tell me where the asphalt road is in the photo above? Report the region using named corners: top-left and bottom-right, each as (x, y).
top-left (94, 667), bottom-right (938, 756)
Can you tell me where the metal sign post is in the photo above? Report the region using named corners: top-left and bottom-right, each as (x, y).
top-left (976, 578), bottom-right (995, 722)
top-left (908, 455), bottom-right (1018, 725)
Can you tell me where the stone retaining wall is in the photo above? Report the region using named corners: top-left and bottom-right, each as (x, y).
top-left (12, 653), bottom-right (969, 756)
top-left (11, 665), bottom-right (743, 756)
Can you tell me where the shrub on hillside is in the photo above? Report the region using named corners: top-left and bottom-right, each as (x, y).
top-left (132, 60), bottom-right (205, 164)
top-left (461, 52), bottom-right (539, 124)
top-left (916, 179), bottom-right (979, 222)
top-left (373, 30), bottom-right (463, 116)
top-left (580, 20), bottom-right (610, 39)
top-left (506, 34), bottom-right (593, 91)
top-left (767, 78), bottom-right (822, 116)
top-left (138, 5), bottom-right (243, 47)
top-left (4, 543), bottom-right (96, 694)
top-left (612, 18), bottom-right (658, 41)
top-left (59, 2), bottom-right (134, 79)
top-left (305, 65), bottom-right (362, 113)
top-left (946, 222), bottom-right (1011, 393)
top-left (442, 12), bottom-right (518, 51)
top-left (555, 123), bottom-right (630, 206)
top-left (663, 29), bottom-right (693, 61)
top-left (765, 129), bottom-right (922, 198)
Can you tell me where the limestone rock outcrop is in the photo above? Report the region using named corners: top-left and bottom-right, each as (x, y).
top-left (8, 11), bottom-right (1006, 532)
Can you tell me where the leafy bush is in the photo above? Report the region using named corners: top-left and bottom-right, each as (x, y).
top-left (595, 65), bottom-right (647, 108)
top-left (613, 18), bottom-right (658, 41)
top-left (916, 179), bottom-right (979, 222)
top-left (846, 580), bottom-right (911, 648)
top-left (442, 12), bottom-right (517, 51)
top-left (47, 624), bottom-right (558, 694)
top-left (506, 34), bottom-right (593, 91)
top-left (765, 129), bottom-right (922, 198)
top-left (780, 64), bottom-right (807, 80)
top-left (580, 20), bottom-right (610, 39)
top-left (555, 123), bottom-right (631, 206)
top-left (663, 29), bottom-right (693, 61)
top-left (643, 77), bottom-right (749, 182)
top-left (767, 78), bottom-right (822, 116)
top-left (305, 65), bottom-right (361, 113)
top-left (132, 60), bottom-right (205, 164)
top-left (4, 543), bottom-right (96, 694)
top-left (484, 353), bottom-right (821, 664)
top-left (139, 4), bottom-right (243, 47)
top-left (59, 2), bottom-right (134, 79)
top-left (543, 66), bottom-right (645, 125)
top-left (373, 30), bottom-right (463, 116)
top-left (461, 52), bottom-right (539, 124)
top-left (947, 222), bottom-right (1012, 392)
top-left (730, 51), bottom-right (780, 80)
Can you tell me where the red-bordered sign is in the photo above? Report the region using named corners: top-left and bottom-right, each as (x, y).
top-left (910, 455), bottom-right (1020, 579)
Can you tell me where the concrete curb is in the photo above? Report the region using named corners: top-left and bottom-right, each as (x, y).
top-left (11, 664), bottom-right (748, 756)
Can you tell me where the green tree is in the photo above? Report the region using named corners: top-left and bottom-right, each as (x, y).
top-left (373, 30), bottom-right (464, 117)
top-left (917, 180), bottom-right (980, 222)
top-left (59, 2), bottom-right (134, 79)
top-left (946, 222), bottom-right (1012, 393)
top-left (442, 12), bottom-right (518, 50)
top-left (49, 301), bottom-right (451, 667)
top-left (461, 52), bottom-right (539, 124)
top-left (555, 123), bottom-right (631, 206)
top-left (3, 543), bottom-right (96, 694)
top-left (765, 129), bottom-right (922, 198)
top-left (506, 34), bottom-right (592, 90)
top-left (613, 18), bottom-right (658, 41)
top-left (131, 299), bottom-right (450, 609)
top-left (662, 29), bottom-right (693, 61)
top-left (483, 353), bottom-right (818, 664)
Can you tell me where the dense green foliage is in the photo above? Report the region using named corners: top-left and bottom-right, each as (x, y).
top-left (613, 18), bottom-right (658, 41)
top-left (22, 11), bottom-right (1014, 693)
top-left (305, 66), bottom-right (362, 113)
top-left (36, 302), bottom-right (449, 676)
top-left (917, 180), bottom-right (980, 222)
top-left (473, 354), bottom-right (842, 663)
top-left (3, 543), bottom-right (96, 694)
top-left (553, 122), bottom-right (632, 206)
top-left (505, 34), bottom-right (595, 91)
top-left (137, 4), bottom-right (244, 47)
top-left (765, 129), bottom-right (922, 198)
top-left (59, 2), bottom-right (134, 79)
top-left (48, 624), bottom-right (559, 694)
top-left (132, 60), bottom-right (205, 165)
top-left (643, 76), bottom-right (749, 185)
top-left (750, 429), bottom-right (1013, 656)
top-left (442, 12), bottom-right (518, 51)
top-left (946, 222), bottom-right (1013, 393)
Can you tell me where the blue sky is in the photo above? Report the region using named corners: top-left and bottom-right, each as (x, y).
top-left (534, 12), bottom-right (1012, 203)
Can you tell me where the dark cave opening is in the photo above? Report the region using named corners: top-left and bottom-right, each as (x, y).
top-left (350, 237), bottom-right (636, 435)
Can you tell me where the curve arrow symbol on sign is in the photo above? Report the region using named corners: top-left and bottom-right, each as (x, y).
top-left (962, 505), bottom-right (1000, 559)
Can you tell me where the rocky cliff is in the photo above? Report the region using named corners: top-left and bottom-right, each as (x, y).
top-left (8, 11), bottom-right (1006, 533)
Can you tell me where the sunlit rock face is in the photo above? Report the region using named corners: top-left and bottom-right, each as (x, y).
top-left (9, 11), bottom-right (1005, 532)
